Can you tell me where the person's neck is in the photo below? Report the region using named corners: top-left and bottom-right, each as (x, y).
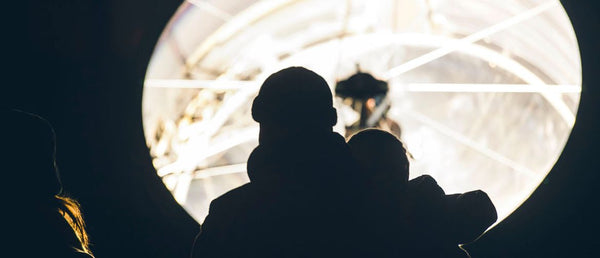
top-left (258, 124), bottom-right (333, 145)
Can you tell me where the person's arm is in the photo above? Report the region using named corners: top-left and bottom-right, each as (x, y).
top-left (405, 175), bottom-right (447, 235)
top-left (445, 190), bottom-right (497, 244)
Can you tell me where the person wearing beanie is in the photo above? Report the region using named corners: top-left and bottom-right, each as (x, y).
top-left (192, 67), bottom-right (368, 258)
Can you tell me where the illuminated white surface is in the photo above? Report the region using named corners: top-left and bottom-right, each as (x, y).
top-left (142, 0), bottom-right (581, 225)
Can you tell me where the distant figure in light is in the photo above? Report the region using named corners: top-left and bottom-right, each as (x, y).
top-left (2, 109), bottom-right (94, 258)
top-left (335, 68), bottom-right (402, 139)
top-left (192, 67), bottom-right (367, 257)
top-left (347, 128), bottom-right (497, 258)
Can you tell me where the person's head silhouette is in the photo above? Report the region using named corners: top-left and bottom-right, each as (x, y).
top-left (2, 108), bottom-right (94, 257)
top-left (347, 128), bottom-right (409, 187)
top-left (251, 66), bottom-right (337, 144)
top-left (4, 109), bottom-right (62, 204)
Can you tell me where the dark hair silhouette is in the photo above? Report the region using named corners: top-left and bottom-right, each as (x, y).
top-left (347, 128), bottom-right (409, 186)
top-left (3, 109), bottom-right (93, 257)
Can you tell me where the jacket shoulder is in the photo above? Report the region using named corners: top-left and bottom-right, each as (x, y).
top-left (209, 183), bottom-right (255, 210)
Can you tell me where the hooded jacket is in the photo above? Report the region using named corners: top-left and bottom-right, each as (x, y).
top-left (193, 132), bottom-right (367, 258)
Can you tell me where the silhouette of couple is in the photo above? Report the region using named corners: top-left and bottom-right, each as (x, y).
top-left (192, 67), bottom-right (497, 257)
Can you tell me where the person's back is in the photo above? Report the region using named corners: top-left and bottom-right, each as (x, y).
top-left (192, 67), bottom-right (367, 258)
top-left (2, 109), bottom-right (94, 257)
top-left (347, 128), bottom-right (497, 257)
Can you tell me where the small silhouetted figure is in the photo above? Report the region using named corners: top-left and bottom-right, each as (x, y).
top-left (192, 67), bottom-right (367, 257)
top-left (347, 128), bottom-right (497, 258)
top-left (2, 109), bottom-right (94, 257)
top-left (335, 68), bottom-right (402, 139)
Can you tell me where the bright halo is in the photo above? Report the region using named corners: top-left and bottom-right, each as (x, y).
top-left (142, 0), bottom-right (581, 226)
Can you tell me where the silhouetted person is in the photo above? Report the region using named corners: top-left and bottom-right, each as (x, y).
top-left (335, 68), bottom-right (402, 139)
top-left (2, 109), bottom-right (94, 257)
top-left (347, 128), bottom-right (497, 257)
top-left (192, 67), bottom-right (367, 257)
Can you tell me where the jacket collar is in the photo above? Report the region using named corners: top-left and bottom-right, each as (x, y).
top-left (247, 132), bottom-right (357, 185)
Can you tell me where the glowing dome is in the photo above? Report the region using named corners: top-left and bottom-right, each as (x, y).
top-left (142, 0), bottom-right (581, 225)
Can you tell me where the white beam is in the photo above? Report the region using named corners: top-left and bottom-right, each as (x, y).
top-left (383, 1), bottom-right (559, 80)
top-left (401, 109), bottom-right (541, 181)
top-left (402, 83), bottom-right (580, 93)
top-left (192, 163), bottom-right (248, 179)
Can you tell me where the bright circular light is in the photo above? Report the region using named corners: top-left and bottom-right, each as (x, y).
top-left (142, 0), bottom-right (581, 226)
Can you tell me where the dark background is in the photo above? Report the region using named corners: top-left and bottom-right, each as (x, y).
top-left (4, 0), bottom-right (599, 257)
